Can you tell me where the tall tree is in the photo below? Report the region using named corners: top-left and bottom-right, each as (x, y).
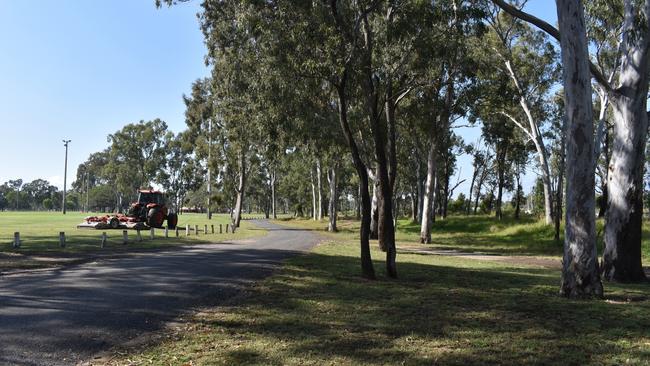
top-left (493, 0), bottom-right (650, 285)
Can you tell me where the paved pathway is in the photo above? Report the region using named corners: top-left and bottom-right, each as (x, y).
top-left (0, 220), bottom-right (319, 366)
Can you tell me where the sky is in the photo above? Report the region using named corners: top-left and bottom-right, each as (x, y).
top-left (0, 1), bottom-right (557, 199)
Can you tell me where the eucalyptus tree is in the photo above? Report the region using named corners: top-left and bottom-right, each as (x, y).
top-left (465, 140), bottom-right (491, 215)
top-left (484, 6), bottom-right (559, 224)
top-left (182, 78), bottom-right (218, 219)
top-left (418, 1), bottom-right (485, 243)
top-left (481, 115), bottom-right (524, 220)
top-left (104, 119), bottom-right (171, 208)
top-left (494, 0), bottom-right (649, 288)
top-left (156, 132), bottom-right (203, 213)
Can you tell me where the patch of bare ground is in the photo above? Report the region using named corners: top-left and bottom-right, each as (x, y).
top-left (398, 246), bottom-right (561, 269)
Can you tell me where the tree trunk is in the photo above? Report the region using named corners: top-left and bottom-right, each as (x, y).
top-left (602, 0), bottom-right (649, 283)
top-left (271, 169), bottom-right (277, 219)
top-left (356, 183), bottom-right (361, 220)
top-left (417, 158), bottom-right (424, 222)
top-left (411, 190), bottom-right (417, 222)
top-left (598, 125), bottom-right (609, 218)
top-left (467, 167), bottom-right (478, 215)
top-left (503, 60), bottom-right (554, 225)
top-left (316, 158), bottom-right (323, 220)
top-left (311, 167), bottom-right (317, 221)
top-left (495, 163), bottom-right (504, 220)
top-left (420, 141), bottom-right (436, 243)
top-left (473, 170), bottom-right (484, 215)
top-left (233, 150), bottom-right (246, 228)
top-left (557, 0), bottom-right (603, 298)
top-left (370, 171), bottom-right (379, 239)
top-left (555, 118), bottom-right (566, 243)
top-left (327, 164), bottom-right (338, 232)
top-left (335, 74), bottom-right (374, 279)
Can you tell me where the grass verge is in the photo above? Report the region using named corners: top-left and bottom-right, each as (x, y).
top-left (0, 212), bottom-right (266, 271)
top-left (109, 217), bottom-right (650, 366)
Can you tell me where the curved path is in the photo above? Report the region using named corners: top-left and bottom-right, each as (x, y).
top-left (0, 220), bottom-right (319, 366)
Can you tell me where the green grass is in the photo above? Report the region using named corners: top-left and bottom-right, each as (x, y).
top-left (0, 211), bottom-right (264, 254)
top-left (110, 215), bottom-right (650, 366)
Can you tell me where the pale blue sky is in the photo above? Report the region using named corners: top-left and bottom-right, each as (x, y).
top-left (0, 0), bottom-right (207, 188)
top-left (0, 1), bottom-right (557, 199)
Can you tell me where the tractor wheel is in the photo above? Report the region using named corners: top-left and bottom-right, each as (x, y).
top-left (109, 217), bottom-right (120, 229)
top-left (147, 207), bottom-right (164, 228)
top-left (167, 213), bottom-right (178, 229)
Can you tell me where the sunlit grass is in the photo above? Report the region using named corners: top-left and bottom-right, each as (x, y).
top-left (0, 211), bottom-right (264, 254)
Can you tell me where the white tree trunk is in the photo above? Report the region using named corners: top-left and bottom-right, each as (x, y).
top-left (420, 140), bottom-right (436, 243)
top-left (603, 0), bottom-right (650, 281)
top-left (556, 0), bottom-right (603, 298)
top-left (369, 168), bottom-right (379, 239)
top-left (271, 169), bottom-right (277, 219)
top-left (310, 167), bottom-right (317, 221)
top-left (327, 164), bottom-right (338, 232)
top-left (503, 60), bottom-right (553, 224)
top-left (232, 150), bottom-right (246, 228)
top-left (316, 158), bottom-right (323, 220)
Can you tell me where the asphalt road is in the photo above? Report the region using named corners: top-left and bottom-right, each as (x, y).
top-left (0, 220), bottom-right (319, 366)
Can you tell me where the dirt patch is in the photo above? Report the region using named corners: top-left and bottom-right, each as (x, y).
top-left (398, 246), bottom-right (561, 269)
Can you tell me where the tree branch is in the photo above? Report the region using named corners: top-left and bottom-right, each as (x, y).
top-left (491, 0), bottom-right (613, 92)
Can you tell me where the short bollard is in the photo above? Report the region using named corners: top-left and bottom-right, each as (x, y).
top-left (211, 224), bottom-right (214, 234)
top-left (164, 227), bottom-right (169, 238)
top-left (194, 224), bottom-right (199, 234)
top-left (13, 232), bottom-right (20, 248)
top-left (204, 224), bottom-right (208, 235)
top-left (186, 224), bottom-right (190, 236)
top-left (137, 229), bottom-right (142, 242)
top-left (150, 228), bottom-right (155, 240)
top-left (232, 225), bottom-right (236, 234)
top-left (175, 227), bottom-right (179, 237)
top-left (59, 232), bottom-right (66, 248)
top-left (101, 232), bottom-right (107, 248)
top-left (122, 230), bottom-right (128, 244)
top-left (226, 224), bottom-right (229, 233)
top-left (219, 224), bottom-right (222, 234)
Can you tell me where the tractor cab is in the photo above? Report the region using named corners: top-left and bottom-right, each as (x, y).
top-left (137, 190), bottom-right (165, 206)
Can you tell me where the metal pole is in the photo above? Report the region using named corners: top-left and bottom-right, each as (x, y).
top-left (62, 139), bottom-right (71, 214)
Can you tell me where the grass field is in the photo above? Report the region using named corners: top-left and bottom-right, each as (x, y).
top-left (0, 211), bottom-right (265, 254)
top-left (109, 215), bottom-right (650, 366)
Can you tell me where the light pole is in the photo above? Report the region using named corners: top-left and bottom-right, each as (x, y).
top-left (62, 140), bottom-right (71, 214)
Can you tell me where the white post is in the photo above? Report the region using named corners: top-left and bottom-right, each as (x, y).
top-left (13, 232), bottom-right (20, 248)
top-left (186, 224), bottom-right (190, 236)
top-left (122, 230), bottom-right (128, 244)
top-left (137, 229), bottom-right (142, 242)
top-left (59, 232), bottom-right (66, 248)
top-left (101, 232), bottom-right (107, 248)
top-left (150, 228), bottom-right (155, 240)
top-left (226, 224), bottom-right (229, 233)
top-left (165, 227), bottom-right (169, 238)
top-left (175, 227), bottom-right (179, 237)
top-left (194, 224), bottom-right (198, 234)
top-left (219, 224), bottom-right (223, 234)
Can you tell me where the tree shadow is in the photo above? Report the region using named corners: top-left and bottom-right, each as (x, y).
top-left (178, 251), bottom-right (650, 365)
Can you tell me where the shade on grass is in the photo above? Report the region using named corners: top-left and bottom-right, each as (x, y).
top-left (113, 217), bottom-right (650, 366)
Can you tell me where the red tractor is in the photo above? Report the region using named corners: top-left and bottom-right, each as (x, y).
top-left (78, 189), bottom-right (178, 230)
